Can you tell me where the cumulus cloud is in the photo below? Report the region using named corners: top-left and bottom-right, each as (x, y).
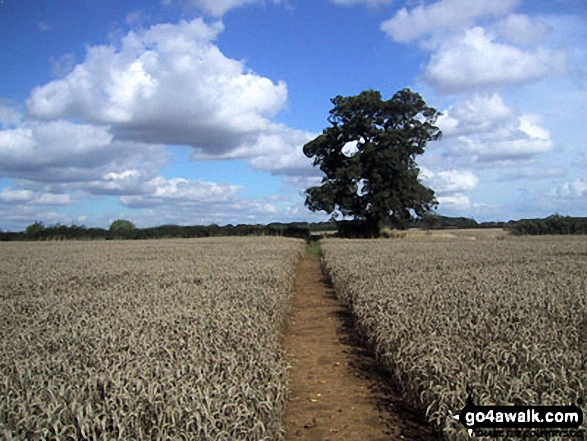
top-left (27, 19), bottom-right (288, 154)
top-left (331, 0), bottom-right (392, 7)
top-left (0, 188), bottom-right (71, 205)
top-left (423, 27), bottom-right (567, 94)
top-left (380, 1), bottom-right (568, 95)
top-left (380, 0), bottom-right (520, 43)
top-left (183, 123), bottom-right (318, 178)
top-left (492, 14), bottom-right (552, 46)
top-left (0, 114), bottom-right (297, 228)
top-left (131, 195), bottom-right (307, 227)
top-left (110, 174), bottom-right (308, 227)
top-left (283, 175), bottom-right (323, 192)
top-left (422, 169), bottom-right (479, 193)
top-left (0, 101), bottom-right (22, 128)
top-left (436, 93), bottom-right (514, 137)
top-left (78, 169), bottom-right (159, 196)
top-left (0, 204), bottom-right (83, 231)
top-left (498, 167), bottom-right (566, 181)
top-left (0, 112), bottom-right (270, 219)
top-left (418, 167), bottom-right (478, 212)
top-left (437, 193), bottom-right (472, 210)
top-left (201, 124), bottom-right (318, 176)
top-left (173, 0), bottom-right (282, 17)
top-left (24, 17), bottom-right (323, 183)
top-left (120, 177), bottom-right (241, 208)
top-left (548, 179), bottom-right (587, 200)
top-left (0, 119), bottom-right (165, 184)
top-left (2, 15), bottom-right (322, 230)
top-left (50, 53), bottom-right (77, 78)
top-left (436, 93), bottom-right (553, 163)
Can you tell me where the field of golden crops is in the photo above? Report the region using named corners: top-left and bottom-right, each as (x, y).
top-left (321, 236), bottom-right (587, 439)
top-left (0, 237), bottom-right (303, 440)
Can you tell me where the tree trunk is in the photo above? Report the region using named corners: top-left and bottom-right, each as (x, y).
top-left (363, 215), bottom-right (380, 238)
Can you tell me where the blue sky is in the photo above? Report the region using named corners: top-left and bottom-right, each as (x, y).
top-left (0, 0), bottom-right (585, 230)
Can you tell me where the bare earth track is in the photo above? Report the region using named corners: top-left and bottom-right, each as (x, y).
top-left (283, 255), bottom-right (438, 440)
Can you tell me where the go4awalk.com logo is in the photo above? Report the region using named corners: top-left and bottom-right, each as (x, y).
top-left (452, 390), bottom-right (584, 438)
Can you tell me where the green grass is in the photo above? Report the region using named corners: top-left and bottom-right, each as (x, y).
top-left (305, 240), bottom-right (322, 257)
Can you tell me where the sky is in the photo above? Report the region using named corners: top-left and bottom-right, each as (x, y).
top-left (0, 0), bottom-right (586, 231)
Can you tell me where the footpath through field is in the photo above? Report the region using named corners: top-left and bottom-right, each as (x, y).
top-left (283, 251), bottom-right (437, 440)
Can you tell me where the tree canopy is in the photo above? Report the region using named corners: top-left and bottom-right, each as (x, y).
top-left (303, 89), bottom-right (441, 237)
top-left (25, 221), bottom-right (46, 235)
top-left (109, 219), bottom-right (136, 232)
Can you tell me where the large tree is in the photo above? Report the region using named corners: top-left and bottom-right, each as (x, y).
top-left (303, 89), bottom-right (441, 237)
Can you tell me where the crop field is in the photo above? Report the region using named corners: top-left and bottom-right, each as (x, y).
top-left (0, 237), bottom-right (303, 440)
top-left (321, 236), bottom-right (587, 439)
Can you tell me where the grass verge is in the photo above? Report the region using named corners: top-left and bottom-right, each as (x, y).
top-left (305, 240), bottom-right (322, 257)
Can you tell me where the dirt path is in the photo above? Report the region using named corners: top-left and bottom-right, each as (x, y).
top-left (283, 255), bottom-right (438, 441)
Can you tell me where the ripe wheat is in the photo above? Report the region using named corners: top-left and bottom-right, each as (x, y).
top-left (0, 237), bottom-right (303, 440)
top-left (321, 236), bottom-right (587, 440)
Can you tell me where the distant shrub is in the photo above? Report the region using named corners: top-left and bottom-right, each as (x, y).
top-left (109, 219), bottom-right (136, 232)
top-left (25, 221), bottom-right (45, 235)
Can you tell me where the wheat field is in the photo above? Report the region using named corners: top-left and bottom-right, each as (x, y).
top-left (321, 235), bottom-right (587, 439)
top-left (0, 238), bottom-right (303, 440)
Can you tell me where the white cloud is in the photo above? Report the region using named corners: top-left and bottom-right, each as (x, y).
top-left (498, 167), bottom-right (566, 181)
top-left (236, 127), bottom-right (318, 176)
top-left (81, 169), bottom-right (158, 196)
top-left (0, 188), bottom-right (33, 203)
top-left (492, 14), bottom-right (552, 46)
top-left (0, 188), bottom-right (71, 205)
top-left (2, 43), bottom-right (317, 230)
top-left (436, 94), bottom-right (553, 163)
top-left (130, 195), bottom-right (308, 226)
top-left (437, 193), bottom-right (472, 210)
top-left (0, 121), bottom-right (109, 172)
top-left (331, 0), bottom-right (392, 7)
top-left (380, 0), bottom-right (520, 43)
top-left (112, 177), bottom-right (311, 227)
top-left (193, 124), bottom-right (319, 176)
top-left (423, 169), bottom-right (479, 193)
top-left (0, 116), bottom-right (306, 227)
top-left (0, 119), bottom-right (165, 184)
top-left (423, 27), bottom-right (567, 94)
top-left (50, 53), bottom-right (77, 78)
top-left (36, 193), bottom-right (72, 205)
top-left (418, 167), bottom-right (478, 212)
top-left (176, 0), bottom-right (282, 17)
top-left (437, 93), bottom-right (514, 137)
top-left (0, 101), bottom-right (22, 128)
top-left (0, 205), bottom-right (82, 231)
top-left (380, 2), bottom-right (571, 97)
top-left (151, 177), bottom-right (239, 202)
top-left (283, 175), bottom-right (323, 192)
top-left (27, 19), bottom-right (288, 154)
top-left (126, 10), bottom-right (150, 28)
top-left (548, 179), bottom-right (587, 200)
top-left (120, 177), bottom-right (241, 208)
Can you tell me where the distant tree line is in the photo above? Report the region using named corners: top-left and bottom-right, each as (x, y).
top-left (328, 213), bottom-right (587, 237)
top-left (508, 214), bottom-right (587, 235)
top-left (411, 214), bottom-right (587, 235)
top-left (0, 220), bottom-right (336, 242)
top-left (1, 214), bottom-right (585, 242)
